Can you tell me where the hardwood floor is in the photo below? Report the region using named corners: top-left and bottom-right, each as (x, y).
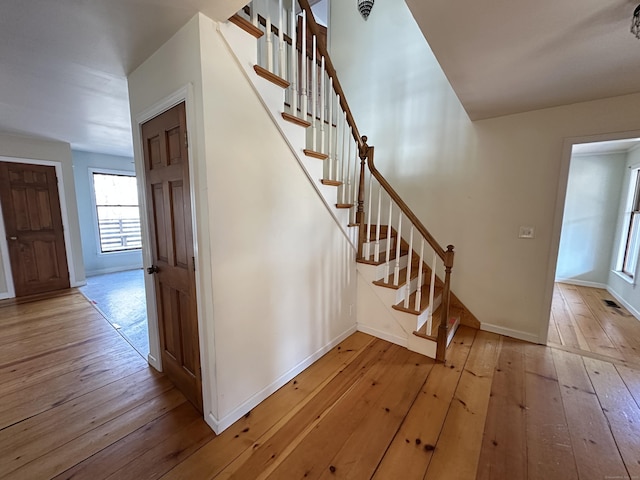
top-left (1, 289), bottom-right (639, 479)
top-left (549, 283), bottom-right (640, 366)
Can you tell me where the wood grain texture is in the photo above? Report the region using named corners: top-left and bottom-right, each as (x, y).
top-left (2, 291), bottom-right (640, 479)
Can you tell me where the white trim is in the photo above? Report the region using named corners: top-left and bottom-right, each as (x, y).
top-left (606, 286), bottom-right (640, 322)
top-left (544, 129), bottom-right (640, 345)
top-left (131, 84), bottom-right (217, 425)
top-left (208, 325), bottom-right (358, 434)
top-left (86, 265), bottom-right (144, 277)
top-left (356, 323), bottom-right (408, 348)
top-left (0, 197), bottom-right (15, 298)
top-left (0, 155), bottom-right (81, 295)
top-left (554, 278), bottom-right (608, 289)
top-left (611, 269), bottom-right (635, 286)
top-left (480, 323), bottom-right (541, 344)
top-left (88, 168), bottom-right (141, 257)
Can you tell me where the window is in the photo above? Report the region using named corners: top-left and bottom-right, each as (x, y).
top-left (91, 172), bottom-right (142, 253)
top-left (619, 168), bottom-right (640, 278)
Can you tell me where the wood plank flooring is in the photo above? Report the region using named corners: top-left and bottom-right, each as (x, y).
top-left (549, 283), bottom-right (640, 366)
top-left (1, 289), bottom-right (639, 479)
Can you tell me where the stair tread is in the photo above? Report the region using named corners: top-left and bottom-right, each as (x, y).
top-left (228, 14), bottom-right (264, 38)
top-left (357, 248), bottom-right (409, 266)
top-left (392, 285), bottom-right (443, 315)
top-left (363, 224), bottom-right (395, 242)
top-left (413, 306), bottom-right (463, 341)
top-left (372, 265), bottom-right (427, 290)
top-left (321, 179), bottom-right (342, 186)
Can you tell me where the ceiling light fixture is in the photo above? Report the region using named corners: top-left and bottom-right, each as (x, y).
top-left (358, 0), bottom-right (374, 20)
top-left (632, 4), bottom-right (640, 39)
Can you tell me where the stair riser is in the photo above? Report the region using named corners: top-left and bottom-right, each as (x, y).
top-left (362, 237), bottom-right (395, 259)
top-left (357, 254), bottom-right (409, 282)
top-left (416, 293), bottom-right (442, 335)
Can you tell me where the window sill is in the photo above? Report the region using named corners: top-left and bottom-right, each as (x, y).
top-left (612, 269), bottom-right (635, 286)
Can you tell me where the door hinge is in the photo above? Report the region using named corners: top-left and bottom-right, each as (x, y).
top-left (192, 256), bottom-right (196, 271)
top-left (185, 131), bottom-right (188, 149)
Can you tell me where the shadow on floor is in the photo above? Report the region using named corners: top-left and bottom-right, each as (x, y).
top-left (80, 269), bottom-right (149, 357)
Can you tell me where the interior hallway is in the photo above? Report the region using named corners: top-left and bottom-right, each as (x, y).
top-left (0, 290), bottom-right (638, 479)
top-left (549, 283), bottom-right (640, 367)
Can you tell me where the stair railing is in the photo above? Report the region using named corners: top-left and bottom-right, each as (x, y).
top-left (234, 0), bottom-right (455, 361)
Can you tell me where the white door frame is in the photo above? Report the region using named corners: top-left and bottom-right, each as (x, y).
top-left (0, 156), bottom-right (79, 299)
top-left (542, 129), bottom-right (640, 343)
top-left (131, 84), bottom-right (211, 416)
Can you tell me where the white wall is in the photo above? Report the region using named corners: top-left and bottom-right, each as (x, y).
top-left (0, 133), bottom-right (86, 297)
top-left (556, 152), bottom-right (625, 286)
top-left (128, 13), bottom-right (356, 432)
top-left (71, 150), bottom-right (142, 276)
top-left (608, 146), bottom-right (640, 317)
top-left (330, 0), bottom-right (640, 342)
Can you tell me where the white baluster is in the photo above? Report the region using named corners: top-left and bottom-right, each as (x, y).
top-left (427, 251), bottom-right (437, 336)
top-left (374, 184), bottom-right (382, 262)
top-left (415, 237), bottom-right (425, 313)
top-left (311, 36), bottom-right (317, 151)
top-left (252, 0), bottom-right (258, 26)
top-left (290, 0), bottom-right (297, 115)
top-left (340, 113), bottom-right (349, 205)
top-left (383, 197), bottom-right (393, 282)
top-left (365, 175), bottom-right (373, 259)
top-left (278, 0), bottom-right (285, 79)
top-left (352, 137), bottom-right (358, 224)
top-left (320, 58), bottom-right (326, 154)
top-left (266, 5), bottom-right (273, 72)
top-left (300, 11), bottom-right (307, 121)
top-left (393, 213), bottom-right (403, 285)
top-left (334, 98), bottom-right (342, 184)
top-left (404, 226), bottom-right (414, 308)
top-left (344, 125), bottom-right (352, 207)
top-left (328, 89), bottom-right (335, 179)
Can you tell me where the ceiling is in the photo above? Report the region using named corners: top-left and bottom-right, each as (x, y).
top-left (406, 0), bottom-right (640, 120)
top-left (2, 0), bottom-right (640, 158)
top-left (0, 0), bottom-right (246, 158)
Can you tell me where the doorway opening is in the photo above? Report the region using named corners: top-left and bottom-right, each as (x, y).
top-left (80, 270), bottom-right (149, 357)
top-left (549, 137), bottom-right (640, 363)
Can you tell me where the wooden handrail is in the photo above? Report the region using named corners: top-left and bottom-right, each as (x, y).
top-left (362, 138), bottom-right (448, 261)
top-left (297, 0), bottom-right (364, 150)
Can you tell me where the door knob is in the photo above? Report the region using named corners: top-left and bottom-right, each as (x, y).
top-left (146, 265), bottom-right (159, 274)
top-left (8, 236), bottom-right (17, 241)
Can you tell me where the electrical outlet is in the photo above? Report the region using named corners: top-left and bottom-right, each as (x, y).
top-left (518, 226), bottom-right (535, 239)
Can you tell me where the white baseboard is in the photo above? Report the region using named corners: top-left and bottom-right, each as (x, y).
top-left (147, 353), bottom-right (161, 371)
top-left (605, 287), bottom-right (640, 321)
top-left (86, 266), bottom-right (143, 277)
top-left (206, 324), bottom-right (358, 434)
top-left (480, 323), bottom-right (541, 344)
top-left (555, 278), bottom-right (608, 289)
top-left (356, 323), bottom-right (408, 348)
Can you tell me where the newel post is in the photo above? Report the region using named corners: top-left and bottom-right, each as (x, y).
top-left (357, 136), bottom-right (369, 259)
top-left (436, 245), bottom-right (455, 362)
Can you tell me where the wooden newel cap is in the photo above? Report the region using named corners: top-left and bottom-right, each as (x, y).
top-left (446, 245), bottom-right (454, 252)
top-left (359, 136), bottom-right (369, 160)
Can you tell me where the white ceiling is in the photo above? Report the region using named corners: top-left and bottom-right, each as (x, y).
top-left (2, 0), bottom-right (640, 157)
top-left (0, 0), bottom-right (246, 157)
top-left (405, 0), bottom-right (640, 120)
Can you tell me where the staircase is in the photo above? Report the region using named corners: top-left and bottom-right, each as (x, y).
top-left (220, 0), bottom-right (479, 361)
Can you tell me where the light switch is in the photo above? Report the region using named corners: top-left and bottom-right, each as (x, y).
top-left (518, 226), bottom-right (535, 239)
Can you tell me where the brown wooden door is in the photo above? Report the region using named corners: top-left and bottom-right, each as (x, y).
top-left (142, 102), bottom-right (202, 412)
top-left (0, 162), bottom-right (70, 297)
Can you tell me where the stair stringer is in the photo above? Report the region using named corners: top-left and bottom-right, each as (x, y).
top-left (217, 20), bottom-right (357, 249)
top-left (357, 262), bottom-right (437, 358)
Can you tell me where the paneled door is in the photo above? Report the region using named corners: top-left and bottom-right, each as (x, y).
top-left (141, 102), bottom-right (203, 412)
top-left (0, 162), bottom-right (70, 297)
